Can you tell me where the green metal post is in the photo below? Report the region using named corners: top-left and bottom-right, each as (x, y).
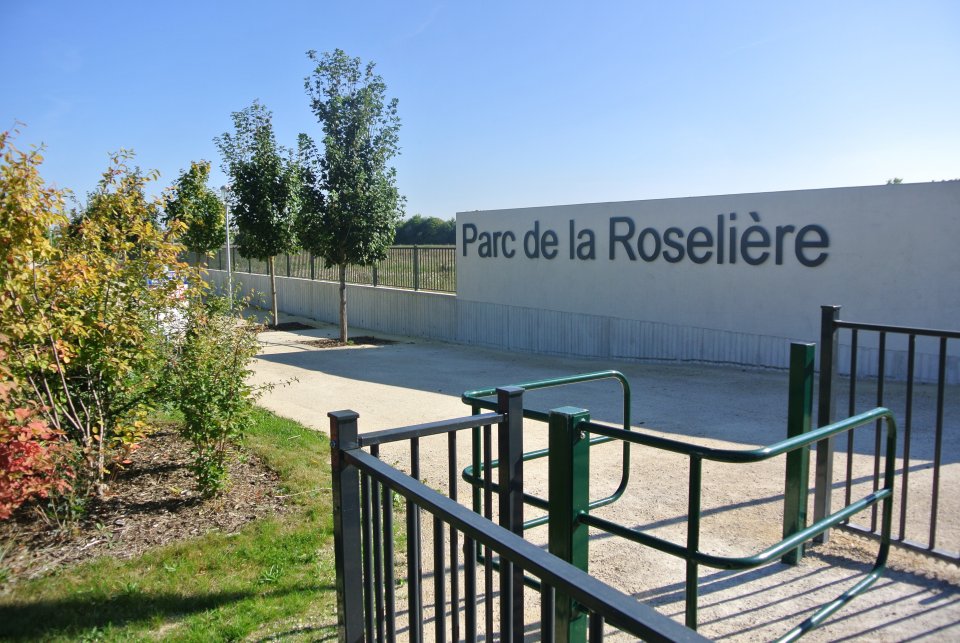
top-left (548, 407), bottom-right (590, 643)
top-left (783, 342), bottom-right (815, 564)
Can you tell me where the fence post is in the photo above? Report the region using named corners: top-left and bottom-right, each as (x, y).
top-left (413, 245), bottom-right (420, 291)
top-left (310, 253), bottom-right (316, 281)
top-left (497, 387), bottom-right (525, 641)
top-left (373, 263), bottom-right (379, 287)
top-left (548, 406), bottom-right (590, 643)
top-left (329, 410), bottom-right (364, 643)
top-left (286, 254), bottom-right (291, 277)
top-left (814, 305), bottom-right (840, 543)
top-left (783, 342), bottom-right (815, 564)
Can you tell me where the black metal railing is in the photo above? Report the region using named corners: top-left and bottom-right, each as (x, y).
top-left (328, 395), bottom-right (707, 642)
top-left (191, 245), bottom-right (456, 293)
top-left (814, 305), bottom-right (960, 563)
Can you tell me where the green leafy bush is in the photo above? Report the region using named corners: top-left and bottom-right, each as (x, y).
top-left (167, 296), bottom-right (260, 496)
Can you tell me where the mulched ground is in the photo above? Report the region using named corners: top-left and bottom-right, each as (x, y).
top-left (298, 335), bottom-right (398, 348)
top-left (0, 425), bottom-right (287, 588)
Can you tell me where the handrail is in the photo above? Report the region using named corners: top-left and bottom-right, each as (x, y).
top-left (462, 370), bottom-right (634, 524)
top-left (584, 407), bottom-right (891, 464)
top-left (578, 407), bottom-right (897, 642)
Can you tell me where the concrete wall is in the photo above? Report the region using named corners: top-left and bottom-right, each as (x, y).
top-left (457, 183), bottom-right (960, 380)
top-left (204, 271), bottom-right (457, 342)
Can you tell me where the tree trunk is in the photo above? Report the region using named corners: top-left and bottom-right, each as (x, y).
top-left (268, 256), bottom-right (279, 328)
top-left (338, 264), bottom-right (348, 343)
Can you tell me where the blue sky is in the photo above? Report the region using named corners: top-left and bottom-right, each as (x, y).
top-left (2, 1), bottom-right (958, 218)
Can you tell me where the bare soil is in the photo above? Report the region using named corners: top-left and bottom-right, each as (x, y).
top-left (0, 424), bottom-right (287, 589)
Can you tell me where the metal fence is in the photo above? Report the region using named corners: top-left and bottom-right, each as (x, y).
top-left (329, 403), bottom-right (705, 643)
top-left (191, 245), bottom-right (456, 293)
top-left (813, 305), bottom-right (960, 564)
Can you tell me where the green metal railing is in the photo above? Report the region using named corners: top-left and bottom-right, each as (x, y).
top-left (459, 343), bottom-right (897, 642)
top-left (461, 370), bottom-right (634, 529)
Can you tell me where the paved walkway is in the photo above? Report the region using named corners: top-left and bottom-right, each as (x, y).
top-left (251, 313), bottom-right (959, 642)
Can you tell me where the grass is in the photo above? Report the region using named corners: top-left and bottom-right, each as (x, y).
top-left (0, 407), bottom-right (337, 642)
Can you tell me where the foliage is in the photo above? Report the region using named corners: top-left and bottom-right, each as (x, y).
top-left (164, 160), bottom-right (225, 257)
top-left (167, 296), bottom-right (260, 496)
top-left (302, 48), bottom-right (404, 341)
top-left (393, 214), bottom-right (455, 245)
top-left (214, 100), bottom-right (301, 326)
top-left (0, 130), bottom-right (192, 494)
top-left (0, 350), bottom-right (74, 520)
top-left (0, 409), bottom-right (337, 641)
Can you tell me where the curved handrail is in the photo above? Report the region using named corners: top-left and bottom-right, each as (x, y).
top-left (462, 370), bottom-right (634, 522)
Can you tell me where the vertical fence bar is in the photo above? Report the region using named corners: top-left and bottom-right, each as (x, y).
top-left (371, 445), bottom-right (386, 642)
top-left (482, 423), bottom-right (493, 640)
top-left (329, 410), bottom-right (364, 642)
top-left (464, 536), bottom-right (477, 641)
top-left (541, 585), bottom-right (555, 642)
top-left (383, 485), bottom-right (396, 642)
top-left (434, 516), bottom-right (447, 643)
top-left (844, 329), bottom-right (859, 516)
top-left (361, 473), bottom-right (375, 641)
top-left (447, 432), bottom-right (460, 643)
top-left (814, 305), bottom-right (840, 542)
top-left (548, 407), bottom-right (590, 643)
top-left (685, 456), bottom-right (703, 630)
top-left (900, 335), bottom-right (916, 542)
top-left (589, 613), bottom-right (605, 642)
top-left (783, 343), bottom-right (815, 564)
top-left (871, 332), bottom-right (887, 531)
top-left (930, 337), bottom-right (947, 550)
top-left (497, 387), bottom-right (525, 642)
top-left (409, 437), bottom-right (424, 643)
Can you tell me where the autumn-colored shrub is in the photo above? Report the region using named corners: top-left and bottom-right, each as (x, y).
top-left (0, 351), bottom-right (73, 520)
top-left (1, 129), bottom-right (197, 496)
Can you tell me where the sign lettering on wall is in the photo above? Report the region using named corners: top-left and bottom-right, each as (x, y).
top-left (462, 212), bottom-right (830, 267)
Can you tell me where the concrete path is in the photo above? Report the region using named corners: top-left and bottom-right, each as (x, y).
top-left (251, 313), bottom-right (959, 642)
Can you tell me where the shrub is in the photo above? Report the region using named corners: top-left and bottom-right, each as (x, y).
top-left (0, 130), bottom-right (197, 496)
top-left (0, 350), bottom-right (73, 520)
top-left (167, 295), bottom-right (260, 496)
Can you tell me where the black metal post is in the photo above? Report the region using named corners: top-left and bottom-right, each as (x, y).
top-left (814, 305), bottom-right (840, 542)
top-left (413, 245), bottom-right (420, 291)
top-left (329, 410), bottom-right (364, 643)
top-left (497, 386), bottom-right (525, 641)
top-left (782, 342), bottom-right (814, 564)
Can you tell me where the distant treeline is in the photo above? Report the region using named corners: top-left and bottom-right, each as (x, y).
top-left (392, 214), bottom-right (455, 245)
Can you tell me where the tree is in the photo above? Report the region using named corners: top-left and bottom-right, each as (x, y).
top-left (302, 49), bottom-right (404, 342)
top-left (165, 160), bottom-right (225, 262)
top-left (394, 215), bottom-right (455, 245)
top-left (214, 101), bottom-right (300, 327)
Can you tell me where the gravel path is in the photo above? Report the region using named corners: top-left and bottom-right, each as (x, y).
top-left (252, 316), bottom-right (960, 641)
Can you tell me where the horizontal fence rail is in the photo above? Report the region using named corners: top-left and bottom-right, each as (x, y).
top-left (814, 305), bottom-right (959, 564)
top-left (189, 245), bottom-right (456, 293)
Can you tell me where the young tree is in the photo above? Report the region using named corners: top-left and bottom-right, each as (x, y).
top-left (165, 160), bottom-right (225, 263)
top-left (214, 101), bottom-right (300, 327)
top-left (303, 49), bottom-right (404, 342)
